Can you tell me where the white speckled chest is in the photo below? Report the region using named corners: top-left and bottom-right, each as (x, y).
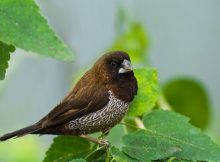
top-left (68, 91), bottom-right (129, 135)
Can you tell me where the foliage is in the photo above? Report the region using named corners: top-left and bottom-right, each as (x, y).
top-left (43, 136), bottom-right (91, 162)
top-left (163, 78), bottom-right (210, 129)
top-left (0, 2), bottom-right (219, 162)
top-left (43, 110), bottom-right (220, 162)
top-left (111, 22), bottom-right (149, 64)
top-left (0, 0), bottom-right (73, 80)
top-left (111, 146), bottom-right (138, 162)
top-left (69, 159), bottom-right (87, 162)
top-left (111, 7), bottom-right (149, 65)
top-left (128, 68), bottom-right (159, 116)
top-left (123, 110), bottom-right (220, 161)
top-left (0, 41), bottom-right (15, 80)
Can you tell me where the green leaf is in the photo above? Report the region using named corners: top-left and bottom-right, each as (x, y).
top-left (127, 68), bottom-right (159, 116)
top-left (68, 159), bottom-right (87, 162)
top-left (0, 41), bottom-right (15, 80)
top-left (0, 0), bottom-right (73, 61)
top-left (111, 146), bottom-right (139, 162)
top-left (84, 145), bottom-right (106, 162)
top-left (111, 22), bottom-right (149, 64)
top-left (123, 116), bottom-right (145, 133)
top-left (122, 130), bottom-right (179, 161)
top-left (123, 110), bottom-right (220, 161)
top-left (43, 136), bottom-right (91, 162)
top-left (163, 78), bottom-right (210, 129)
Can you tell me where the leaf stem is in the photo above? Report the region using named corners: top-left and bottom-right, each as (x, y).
top-left (157, 93), bottom-right (172, 110)
top-left (105, 146), bottom-right (111, 162)
top-left (85, 145), bottom-right (106, 162)
top-left (120, 120), bottom-right (145, 130)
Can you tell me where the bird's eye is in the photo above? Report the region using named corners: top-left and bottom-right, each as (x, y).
top-left (110, 61), bottom-right (117, 67)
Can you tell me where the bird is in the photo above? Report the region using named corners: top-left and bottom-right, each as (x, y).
top-left (0, 51), bottom-right (138, 144)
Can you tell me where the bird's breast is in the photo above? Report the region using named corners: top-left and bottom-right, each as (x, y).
top-left (68, 90), bottom-right (129, 135)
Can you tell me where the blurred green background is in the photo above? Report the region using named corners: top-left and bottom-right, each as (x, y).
top-left (1, 0), bottom-right (220, 161)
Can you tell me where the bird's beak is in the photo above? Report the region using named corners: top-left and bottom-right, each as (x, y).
top-left (118, 59), bottom-right (133, 74)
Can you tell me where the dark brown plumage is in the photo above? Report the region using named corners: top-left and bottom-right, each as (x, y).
top-left (0, 51), bottom-right (138, 144)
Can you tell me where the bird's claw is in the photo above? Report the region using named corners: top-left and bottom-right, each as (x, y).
top-left (98, 139), bottom-right (109, 146)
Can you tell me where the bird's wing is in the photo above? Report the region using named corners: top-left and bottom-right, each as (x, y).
top-left (39, 82), bottom-right (109, 129)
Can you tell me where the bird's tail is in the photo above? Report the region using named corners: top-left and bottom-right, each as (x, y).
top-left (0, 124), bottom-right (41, 141)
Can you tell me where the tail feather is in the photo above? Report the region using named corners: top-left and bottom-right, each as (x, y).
top-left (0, 124), bottom-right (41, 141)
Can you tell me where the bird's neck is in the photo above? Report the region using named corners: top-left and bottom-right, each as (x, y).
top-left (106, 75), bottom-right (137, 103)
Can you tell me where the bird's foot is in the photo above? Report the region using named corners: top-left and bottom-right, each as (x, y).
top-left (80, 135), bottom-right (109, 146)
top-left (98, 130), bottom-right (109, 139)
top-left (97, 139), bottom-right (109, 146)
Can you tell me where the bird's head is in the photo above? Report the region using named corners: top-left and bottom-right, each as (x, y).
top-left (92, 51), bottom-right (134, 84)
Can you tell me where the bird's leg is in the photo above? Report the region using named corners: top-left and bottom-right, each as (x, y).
top-left (98, 130), bottom-right (109, 139)
top-left (80, 134), bottom-right (109, 146)
top-left (80, 135), bottom-right (99, 144)
top-left (97, 130), bottom-right (110, 145)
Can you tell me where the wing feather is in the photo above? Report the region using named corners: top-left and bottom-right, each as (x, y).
top-left (38, 72), bottom-right (109, 129)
